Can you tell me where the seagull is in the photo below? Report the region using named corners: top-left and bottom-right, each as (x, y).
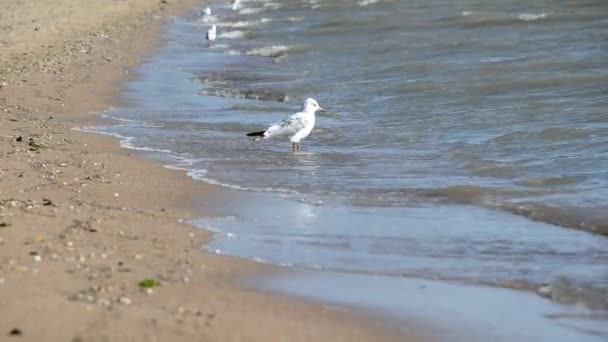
top-left (206, 25), bottom-right (217, 41)
top-left (231, 0), bottom-right (241, 10)
top-left (204, 7), bottom-right (212, 16)
top-left (246, 98), bottom-right (326, 151)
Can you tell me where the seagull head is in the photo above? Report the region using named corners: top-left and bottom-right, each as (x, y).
top-left (302, 98), bottom-right (326, 113)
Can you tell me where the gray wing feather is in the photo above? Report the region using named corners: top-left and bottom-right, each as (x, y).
top-left (265, 113), bottom-right (307, 137)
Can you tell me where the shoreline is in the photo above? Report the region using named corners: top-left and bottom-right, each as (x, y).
top-left (0, 1), bottom-right (415, 341)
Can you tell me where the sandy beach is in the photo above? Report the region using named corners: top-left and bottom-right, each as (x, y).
top-left (0, 1), bottom-right (415, 341)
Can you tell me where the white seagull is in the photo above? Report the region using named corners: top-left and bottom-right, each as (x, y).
top-left (206, 25), bottom-right (217, 41)
top-left (204, 7), bottom-right (212, 16)
top-left (246, 98), bottom-right (326, 151)
top-left (231, 0), bottom-right (241, 10)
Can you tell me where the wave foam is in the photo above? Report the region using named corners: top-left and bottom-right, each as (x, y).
top-left (244, 45), bottom-right (292, 57)
top-left (358, 0), bottom-right (379, 6)
top-left (218, 30), bottom-right (246, 39)
top-left (518, 13), bottom-right (548, 21)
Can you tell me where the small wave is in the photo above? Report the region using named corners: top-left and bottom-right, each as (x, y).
top-left (120, 137), bottom-right (173, 153)
top-left (351, 185), bottom-right (608, 236)
top-left (283, 17), bottom-right (305, 23)
top-left (239, 8), bottom-right (263, 15)
top-left (464, 160), bottom-right (520, 178)
top-left (217, 18), bottom-right (271, 28)
top-left (358, 0), bottom-right (379, 6)
top-left (541, 276), bottom-right (608, 311)
top-left (488, 127), bottom-right (593, 145)
top-left (515, 176), bottom-right (583, 188)
top-left (201, 87), bottom-right (290, 102)
top-left (245, 45), bottom-right (292, 58)
top-left (189, 174), bottom-right (297, 195)
top-left (262, 2), bottom-right (281, 10)
top-left (218, 30), bottom-right (246, 39)
top-left (499, 202), bottom-right (608, 236)
top-left (74, 126), bottom-right (172, 153)
top-left (460, 11), bottom-right (550, 27)
top-left (99, 114), bottom-right (142, 124)
top-left (518, 13), bottom-right (549, 21)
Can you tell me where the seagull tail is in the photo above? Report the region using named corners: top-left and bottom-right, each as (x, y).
top-left (246, 130), bottom-right (266, 141)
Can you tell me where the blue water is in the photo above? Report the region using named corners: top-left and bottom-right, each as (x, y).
top-left (83, 0), bottom-right (608, 339)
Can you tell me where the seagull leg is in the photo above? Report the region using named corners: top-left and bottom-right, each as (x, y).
top-left (297, 143), bottom-right (301, 151)
top-left (292, 142), bottom-right (297, 152)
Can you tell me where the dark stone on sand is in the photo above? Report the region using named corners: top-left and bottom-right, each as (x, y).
top-left (9, 328), bottom-right (22, 336)
top-left (42, 198), bottom-right (52, 206)
top-left (15, 136), bottom-right (22, 142)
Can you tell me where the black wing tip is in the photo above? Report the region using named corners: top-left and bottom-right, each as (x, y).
top-left (246, 130), bottom-right (265, 137)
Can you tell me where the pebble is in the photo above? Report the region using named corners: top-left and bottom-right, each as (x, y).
top-left (145, 288), bottom-right (154, 295)
top-left (119, 297), bottom-right (132, 305)
top-left (97, 298), bottom-right (111, 307)
top-left (114, 193), bottom-right (119, 197)
top-left (59, 162), bottom-right (68, 167)
top-left (537, 285), bottom-right (552, 299)
top-left (33, 255), bottom-right (42, 262)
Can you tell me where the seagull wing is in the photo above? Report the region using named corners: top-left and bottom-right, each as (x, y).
top-left (265, 112), bottom-right (307, 138)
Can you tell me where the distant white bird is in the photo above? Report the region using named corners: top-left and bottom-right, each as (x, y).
top-left (231, 0), bottom-right (241, 10)
top-left (246, 98), bottom-right (326, 151)
top-left (206, 25), bottom-right (217, 41)
top-left (204, 7), bottom-right (212, 16)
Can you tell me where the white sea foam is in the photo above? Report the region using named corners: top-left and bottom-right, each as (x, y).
top-left (218, 18), bottom-right (271, 28)
top-left (74, 126), bottom-right (172, 154)
top-left (239, 8), bottom-right (263, 15)
top-left (218, 30), bottom-right (246, 39)
top-left (218, 21), bottom-right (251, 28)
top-left (244, 45), bottom-right (292, 57)
top-left (190, 175), bottom-right (296, 194)
top-left (263, 2), bottom-right (281, 10)
top-left (284, 17), bottom-right (305, 23)
top-left (99, 113), bottom-right (142, 123)
top-left (120, 137), bottom-right (173, 153)
top-left (358, 0), bottom-right (379, 6)
top-left (518, 13), bottom-right (548, 21)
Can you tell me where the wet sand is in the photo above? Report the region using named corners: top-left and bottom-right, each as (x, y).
top-left (0, 1), bottom-right (416, 341)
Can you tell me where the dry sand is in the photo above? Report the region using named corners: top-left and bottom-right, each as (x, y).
top-left (0, 1), bottom-right (420, 341)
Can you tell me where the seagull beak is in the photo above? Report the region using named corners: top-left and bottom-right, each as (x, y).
top-left (318, 106), bottom-right (326, 112)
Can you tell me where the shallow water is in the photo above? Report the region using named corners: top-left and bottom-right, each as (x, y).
top-left (252, 271), bottom-right (608, 342)
top-left (86, 0), bottom-right (608, 338)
